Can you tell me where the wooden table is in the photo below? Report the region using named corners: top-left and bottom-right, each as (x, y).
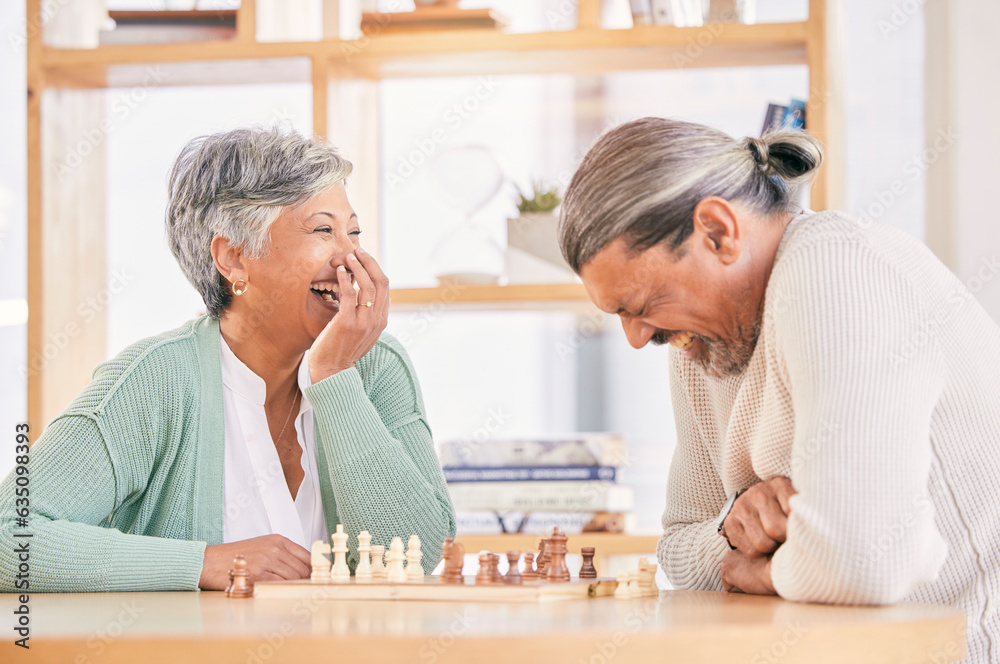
top-left (0, 589), bottom-right (965, 664)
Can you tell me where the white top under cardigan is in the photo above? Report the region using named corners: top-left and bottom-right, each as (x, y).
top-left (658, 210), bottom-right (1000, 664)
top-left (220, 337), bottom-right (327, 550)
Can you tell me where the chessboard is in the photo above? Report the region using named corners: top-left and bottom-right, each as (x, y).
top-left (228, 526), bottom-right (658, 603)
top-left (253, 575), bottom-right (618, 603)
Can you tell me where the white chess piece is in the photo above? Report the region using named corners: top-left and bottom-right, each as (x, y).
top-left (330, 524), bottom-right (351, 581)
top-left (356, 530), bottom-right (373, 580)
top-left (310, 540), bottom-right (331, 583)
top-left (386, 536), bottom-right (407, 583)
top-left (405, 534), bottom-right (424, 581)
top-left (370, 544), bottom-right (385, 579)
top-left (627, 570), bottom-right (642, 598)
top-left (614, 570), bottom-right (631, 600)
top-left (638, 558), bottom-right (658, 597)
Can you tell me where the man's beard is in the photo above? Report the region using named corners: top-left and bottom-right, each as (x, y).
top-left (651, 313), bottom-right (762, 378)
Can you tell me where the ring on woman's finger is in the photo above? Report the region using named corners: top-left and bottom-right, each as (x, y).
top-left (361, 301), bottom-right (373, 308)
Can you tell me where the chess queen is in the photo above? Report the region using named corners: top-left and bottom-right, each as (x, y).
top-left (0, 128), bottom-right (457, 592)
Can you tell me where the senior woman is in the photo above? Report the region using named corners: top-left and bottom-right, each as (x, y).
top-left (0, 127), bottom-right (456, 591)
top-left (559, 117), bottom-right (999, 663)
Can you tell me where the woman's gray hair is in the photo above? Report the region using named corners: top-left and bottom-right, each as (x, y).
top-left (166, 126), bottom-right (353, 318)
top-left (558, 117), bottom-right (823, 272)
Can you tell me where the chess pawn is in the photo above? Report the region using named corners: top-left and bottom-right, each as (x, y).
top-left (490, 553), bottom-right (503, 583)
top-left (310, 540), bottom-right (332, 583)
top-left (578, 546), bottom-right (597, 579)
top-left (614, 570), bottom-right (631, 600)
top-left (544, 528), bottom-right (570, 583)
top-left (504, 551), bottom-right (522, 585)
top-left (355, 530), bottom-right (373, 580)
top-left (330, 524), bottom-right (351, 581)
top-left (475, 551), bottom-right (498, 585)
top-left (406, 535), bottom-right (424, 581)
top-left (521, 552), bottom-right (537, 581)
top-left (370, 544), bottom-right (386, 579)
top-left (387, 537), bottom-right (407, 583)
top-left (441, 537), bottom-right (465, 584)
top-left (226, 555), bottom-right (254, 598)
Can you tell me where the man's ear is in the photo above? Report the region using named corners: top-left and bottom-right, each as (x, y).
top-left (210, 235), bottom-right (246, 285)
top-left (691, 197), bottom-right (742, 265)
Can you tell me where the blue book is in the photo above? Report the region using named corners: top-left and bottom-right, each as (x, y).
top-left (443, 465), bottom-right (617, 483)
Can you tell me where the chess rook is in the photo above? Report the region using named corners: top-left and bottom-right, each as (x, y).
top-left (579, 547), bottom-right (597, 579)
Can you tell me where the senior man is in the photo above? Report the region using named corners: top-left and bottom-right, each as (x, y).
top-left (558, 117), bottom-right (999, 663)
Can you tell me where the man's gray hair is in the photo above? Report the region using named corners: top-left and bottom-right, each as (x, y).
top-left (166, 126), bottom-right (353, 318)
top-left (558, 117), bottom-right (823, 273)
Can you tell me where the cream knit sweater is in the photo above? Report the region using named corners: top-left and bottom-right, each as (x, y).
top-left (658, 210), bottom-right (1000, 664)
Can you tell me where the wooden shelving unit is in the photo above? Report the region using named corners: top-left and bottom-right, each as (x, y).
top-left (25, 0), bottom-right (843, 428)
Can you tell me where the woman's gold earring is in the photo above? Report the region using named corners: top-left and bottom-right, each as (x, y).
top-left (232, 279), bottom-right (249, 296)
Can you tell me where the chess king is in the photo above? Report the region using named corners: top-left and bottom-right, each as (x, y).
top-left (0, 128), bottom-right (456, 592)
top-left (558, 117), bottom-right (1000, 663)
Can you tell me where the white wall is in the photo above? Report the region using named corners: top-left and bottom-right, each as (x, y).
top-left (0, 2), bottom-right (28, 479)
top-left (925, 0), bottom-right (1000, 323)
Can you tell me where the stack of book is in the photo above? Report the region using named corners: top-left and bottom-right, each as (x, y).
top-left (441, 433), bottom-right (634, 535)
top-left (762, 99), bottom-right (807, 134)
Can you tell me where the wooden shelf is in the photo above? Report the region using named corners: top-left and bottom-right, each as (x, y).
top-left (40, 21), bottom-right (809, 89)
top-left (390, 283), bottom-right (595, 311)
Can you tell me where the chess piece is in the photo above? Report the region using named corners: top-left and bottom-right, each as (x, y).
top-left (614, 570), bottom-right (631, 600)
top-left (226, 554), bottom-right (254, 598)
top-left (522, 552), bottom-right (537, 581)
top-left (386, 537), bottom-right (407, 583)
top-left (310, 540), bottom-right (332, 583)
top-left (627, 570), bottom-right (642, 598)
top-left (536, 539), bottom-right (548, 574)
top-left (356, 530), bottom-right (373, 580)
top-left (406, 535), bottom-right (424, 581)
top-left (371, 544), bottom-right (385, 580)
top-left (475, 551), bottom-right (500, 585)
top-left (490, 553), bottom-right (503, 583)
top-left (504, 550), bottom-right (522, 585)
top-left (544, 528), bottom-right (570, 583)
top-left (441, 537), bottom-right (465, 584)
top-left (638, 558), bottom-right (658, 597)
top-left (330, 524), bottom-right (350, 581)
top-left (579, 546), bottom-right (597, 579)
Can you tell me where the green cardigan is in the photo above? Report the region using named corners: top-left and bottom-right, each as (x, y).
top-left (0, 316), bottom-right (456, 591)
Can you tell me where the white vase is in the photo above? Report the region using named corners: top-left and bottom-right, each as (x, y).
top-left (505, 213), bottom-right (578, 285)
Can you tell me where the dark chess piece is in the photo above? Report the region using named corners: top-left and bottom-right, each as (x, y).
top-left (476, 552), bottom-right (500, 585)
top-left (504, 551), bottom-right (522, 585)
top-left (226, 554), bottom-right (254, 598)
top-left (522, 552), bottom-right (537, 581)
top-left (579, 547), bottom-right (597, 579)
top-left (441, 537), bottom-right (465, 584)
top-left (536, 539), bottom-right (549, 574)
top-left (545, 528), bottom-right (571, 583)
top-left (490, 553), bottom-right (503, 583)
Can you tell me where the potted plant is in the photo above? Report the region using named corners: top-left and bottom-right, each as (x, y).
top-left (506, 181), bottom-right (576, 284)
